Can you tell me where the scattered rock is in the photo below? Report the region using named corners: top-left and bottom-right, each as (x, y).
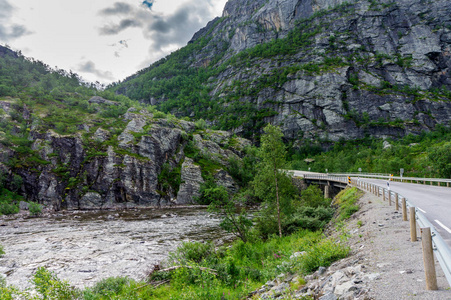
top-left (19, 201), bottom-right (29, 210)
top-left (88, 96), bottom-right (119, 106)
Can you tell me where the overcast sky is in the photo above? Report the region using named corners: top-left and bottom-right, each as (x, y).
top-left (0, 0), bottom-right (227, 84)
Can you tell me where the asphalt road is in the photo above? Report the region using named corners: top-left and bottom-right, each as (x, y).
top-left (289, 170), bottom-right (451, 245)
top-left (359, 178), bottom-right (451, 245)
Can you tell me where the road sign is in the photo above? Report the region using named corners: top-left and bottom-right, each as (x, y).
top-left (358, 168), bottom-right (362, 172)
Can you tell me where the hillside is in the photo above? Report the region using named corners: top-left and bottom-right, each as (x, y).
top-left (0, 46), bottom-right (249, 211)
top-left (109, 0), bottom-right (451, 142)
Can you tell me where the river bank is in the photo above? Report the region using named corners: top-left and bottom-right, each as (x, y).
top-left (0, 207), bottom-right (230, 289)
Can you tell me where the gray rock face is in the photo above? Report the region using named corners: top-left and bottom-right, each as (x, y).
top-left (88, 96), bottom-right (119, 106)
top-left (118, 0), bottom-right (451, 143)
top-left (1, 105), bottom-right (243, 210)
top-left (177, 158), bottom-right (204, 204)
top-left (214, 169), bottom-right (238, 194)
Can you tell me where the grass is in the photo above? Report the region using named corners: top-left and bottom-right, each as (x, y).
top-left (333, 187), bottom-right (364, 222)
top-left (0, 230), bottom-right (350, 300)
top-left (0, 181), bottom-right (363, 299)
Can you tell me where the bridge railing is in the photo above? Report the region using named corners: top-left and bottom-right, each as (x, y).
top-left (329, 173), bottom-right (451, 187)
top-left (304, 174), bottom-right (451, 288)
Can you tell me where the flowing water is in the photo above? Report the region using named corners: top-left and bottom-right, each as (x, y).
top-left (0, 207), bottom-right (229, 289)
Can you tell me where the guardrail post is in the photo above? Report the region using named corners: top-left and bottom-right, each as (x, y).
top-left (420, 227), bottom-right (438, 290)
top-left (383, 189), bottom-right (386, 201)
top-left (388, 191), bottom-right (392, 206)
top-left (395, 193), bottom-right (399, 211)
top-left (410, 207), bottom-right (417, 242)
top-left (377, 187), bottom-right (380, 197)
top-left (448, 182), bottom-right (449, 187)
top-left (402, 198), bottom-right (407, 221)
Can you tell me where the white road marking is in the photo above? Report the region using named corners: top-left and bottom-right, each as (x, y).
top-left (417, 207), bottom-right (426, 214)
top-left (435, 220), bottom-right (451, 234)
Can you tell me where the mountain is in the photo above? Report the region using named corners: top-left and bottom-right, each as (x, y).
top-left (0, 45), bottom-right (249, 211)
top-left (109, 0), bottom-right (451, 143)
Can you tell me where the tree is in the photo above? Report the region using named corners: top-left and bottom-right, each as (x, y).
top-left (208, 187), bottom-right (253, 243)
top-left (253, 124), bottom-right (292, 237)
top-left (429, 144), bottom-right (451, 178)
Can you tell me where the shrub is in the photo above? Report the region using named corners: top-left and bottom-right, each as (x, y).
top-left (301, 185), bottom-right (331, 207)
top-left (28, 202), bottom-right (42, 216)
top-left (153, 111), bottom-right (166, 119)
top-left (91, 277), bottom-right (130, 296)
top-left (429, 143), bottom-right (451, 178)
top-left (169, 241), bottom-right (215, 265)
top-left (333, 187), bottom-right (363, 221)
top-left (297, 239), bottom-right (350, 273)
top-left (194, 118), bottom-right (207, 130)
top-left (10, 175), bottom-right (22, 192)
top-left (284, 206), bottom-right (334, 233)
top-left (0, 244), bottom-right (4, 256)
top-left (0, 203), bottom-right (19, 215)
top-left (32, 267), bottom-right (79, 299)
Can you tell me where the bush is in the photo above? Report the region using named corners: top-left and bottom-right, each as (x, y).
top-left (284, 206), bottom-right (334, 233)
top-left (0, 244), bottom-right (4, 256)
top-left (301, 185), bottom-right (330, 207)
top-left (333, 187), bottom-right (363, 221)
top-left (296, 238), bottom-right (350, 273)
top-left (429, 143), bottom-right (451, 178)
top-left (28, 202), bottom-right (42, 216)
top-left (91, 277), bottom-right (130, 296)
top-left (194, 118), bottom-right (207, 130)
top-left (0, 202), bottom-right (19, 215)
top-left (169, 241), bottom-right (215, 265)
top-left (10, 175), bottom-right (22, 192)
top-left (153, 111), bottom-right (166, 119)
top-left (32, 267), bottom-right (79, 299)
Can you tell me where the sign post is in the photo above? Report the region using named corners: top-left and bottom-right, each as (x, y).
top-left (400, 168), bottom-right (404, 182)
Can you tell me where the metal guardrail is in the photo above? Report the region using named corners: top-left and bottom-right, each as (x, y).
top-left (329, 173), bottom-right (451, 187)
top-left (303, 174), bottom-right (451, 288)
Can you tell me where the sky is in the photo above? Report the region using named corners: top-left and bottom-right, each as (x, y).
top-left (0, 0), bottom-right (228, 84)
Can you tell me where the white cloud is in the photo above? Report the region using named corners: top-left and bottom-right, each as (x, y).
top-left (0, 0), bottom-right (31, 42)
top-left (4, 0), bottom-right (227, 84)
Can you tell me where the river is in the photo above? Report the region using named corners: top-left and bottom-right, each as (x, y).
top-left (0, 207), bottom-right (229, 289)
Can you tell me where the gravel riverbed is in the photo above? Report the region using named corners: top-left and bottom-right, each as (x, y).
top-left (0, 207), bottom-right (228, 289)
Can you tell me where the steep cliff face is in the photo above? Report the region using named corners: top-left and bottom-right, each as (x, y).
top-left (0, 98), bottom-right (247, 210)
top-left (112, 0), bottom-right (451, 143)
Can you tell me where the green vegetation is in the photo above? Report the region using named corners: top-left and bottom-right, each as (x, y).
top-left (289, 125), bottom-right (451, 179)
top-left (0, 188), bottom-right (22, 215)
top-left (253, 124), bottom-right (292, 237)
top-left (0, 46), bottom-right (155, 211)
top-left (0, 245), bottom-right (4, 257)
top-left (0, 231), bottom-right (350, 299)
top-left (0, 125), bottom-right (358, 299)
top-left (107, 2), bottom-right (358, 138)
top-left (333, 187), bottom-right (364, 222)
top-left (28, 201), bottom-right (43, 216)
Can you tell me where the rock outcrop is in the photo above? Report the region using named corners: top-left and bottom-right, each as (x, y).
top-left (0, 101), bottom-right (246, 210)
top-left (113, 0), bottom-right (451, 143)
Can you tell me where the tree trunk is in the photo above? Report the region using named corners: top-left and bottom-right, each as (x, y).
top-left (274, 168), bottom-right (282, 237)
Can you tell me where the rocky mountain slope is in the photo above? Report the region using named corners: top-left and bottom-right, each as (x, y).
top-left (0, 48), bottom-right (249, 210)
top-left (110, 0), bottom-right (451, 143)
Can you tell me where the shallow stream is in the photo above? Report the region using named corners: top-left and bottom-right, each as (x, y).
top-left (0, 208), bottom-right (229, 289)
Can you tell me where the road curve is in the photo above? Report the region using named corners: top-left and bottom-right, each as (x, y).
top-left (288, 170), bottom-right (451, 245)
top-left (359, 178), bottom-right (451, 246)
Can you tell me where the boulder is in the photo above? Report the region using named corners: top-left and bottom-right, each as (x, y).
top-left (88, 96), bottom-right (119, 106)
